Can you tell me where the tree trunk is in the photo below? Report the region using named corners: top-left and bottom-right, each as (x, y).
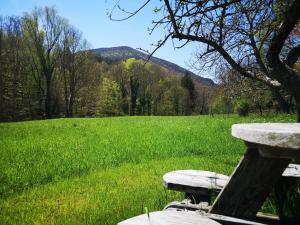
top-left (0, 63), bottom-right (4, 121)
top-left (68, 94), bottom-right (74, 117)
top-left (147, 101), bottom-right (151, 115)
top-left (45, 77), bottom-right (52, 119)
top-left (257, 103), bottom-right (263, 116)
top-left (0, 29), bottom-right (3, 121)
top-left (271, 88), bottom-right (290, 114)
top-left (295, 96), bottom-right (300, 123)
top-left (62, 69), bottom-right (69, 118)
top-left (130, 95), bottom-right (137, 116)
top-left (267, 63), bottom-right (300, 122)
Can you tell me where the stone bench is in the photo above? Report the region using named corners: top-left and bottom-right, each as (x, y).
top-left (118, 123), bottom-right (300, 225)
top-left (163, 164), bottom-right (300, 203)
top-left (210, 123), bottom-right (300, 218)
top-left (118, 210), bottom-right (271, 225)
top-left (163, 170), bottom-right (229, 203)
top-left (118, 211), bottom-right (221, 225)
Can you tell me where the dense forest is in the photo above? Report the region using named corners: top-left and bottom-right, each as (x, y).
top-left (0, 7), bottom-right (214, 121)
top-left (0, 6), bottom-right (297, 122)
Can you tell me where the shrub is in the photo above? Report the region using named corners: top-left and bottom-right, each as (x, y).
top-left (211, 95), bottom-right (234, 114)
top-left (235, 100), bottom-right (250, 116)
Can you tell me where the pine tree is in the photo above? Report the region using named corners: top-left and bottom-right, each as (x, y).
top-left (181, 71), bottom-right (196, 114)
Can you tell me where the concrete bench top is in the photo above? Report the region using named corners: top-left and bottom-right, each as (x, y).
top-left (232, 123), bottom-right (300, 149)
top-left (118, 211), bottom-right (221, 225)
top-left (118, 210), bottom-right (268, 225)
top-left (163, 165), bottom-right (300, 193)
top-left (283, 163), bottom-right (300, 177)
top-left (163, 170), bottom-right (229, 194)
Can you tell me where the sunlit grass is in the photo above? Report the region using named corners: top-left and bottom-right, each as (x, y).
top-left (0, 114), bottom-right (297, 224)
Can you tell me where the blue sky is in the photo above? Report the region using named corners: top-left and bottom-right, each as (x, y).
top-left (0, 0), bottom-right (211, 78)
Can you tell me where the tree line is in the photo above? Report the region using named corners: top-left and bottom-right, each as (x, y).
top-left (2, 5), bottom-right (297, 122)
top-left (211, 68), bottom-right (297, 116)
top-left (110, 0), bottom-right (300, 121)
top-left (0, 7), bottom-right (215, 122)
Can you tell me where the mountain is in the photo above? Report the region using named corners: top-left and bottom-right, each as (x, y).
top-left (90, 46), bottom-right (214, 86)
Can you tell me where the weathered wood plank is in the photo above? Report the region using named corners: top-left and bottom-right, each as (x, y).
top-left (163, 165), bottom-right (299, 195)
top-left (118, 211), bottom-right (221, 225)
top-left (210, 145), bottom-right (290, 219)
top-left (163, 170), bottom-right (229, 194)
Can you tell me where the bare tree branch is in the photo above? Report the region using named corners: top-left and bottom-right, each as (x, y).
top-left (109, 0), bottom-right (151, 22)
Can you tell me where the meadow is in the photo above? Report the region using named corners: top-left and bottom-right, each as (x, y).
top-left (0, 114), bottom-right (297, 224)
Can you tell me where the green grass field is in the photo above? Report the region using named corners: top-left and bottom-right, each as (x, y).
top-left (0, 115), bottom-right (297, 224)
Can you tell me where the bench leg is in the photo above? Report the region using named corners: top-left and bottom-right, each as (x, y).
top-left (274, 176), bottom-right (299, 221)
top-left (210, 143), bottom-right (290, 219)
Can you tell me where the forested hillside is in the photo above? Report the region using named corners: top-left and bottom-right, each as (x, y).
top-left (1, 6), bottom-right (297, 122)
top-left (90, 46), bottom-right (215, 86)
top-left (0, 7), bottom-right (215, 122)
